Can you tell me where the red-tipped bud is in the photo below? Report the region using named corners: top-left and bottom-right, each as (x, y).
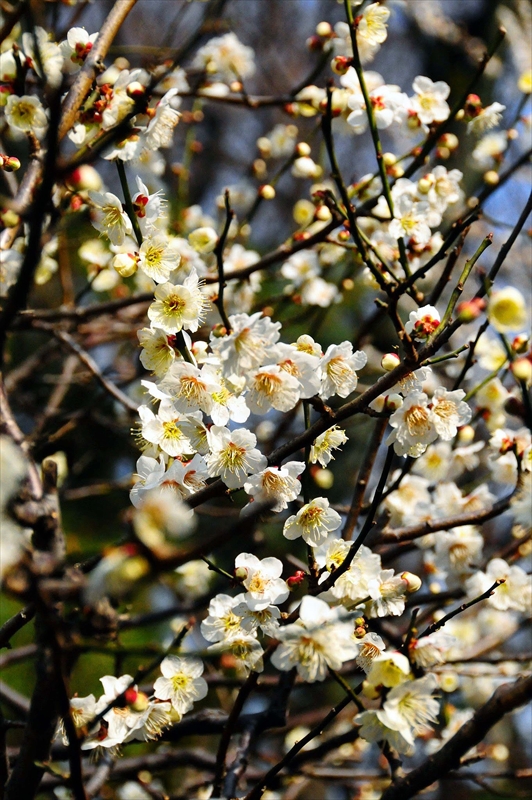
top-left (287, 570), bottom-right (306, 588)
top-left (331, 56), bottom-right (351, 75)
top-left (456, 297), bottom-right (486, 322)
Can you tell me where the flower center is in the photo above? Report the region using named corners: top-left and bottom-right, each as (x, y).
top-left (405, 405), bottom-right (430, 436)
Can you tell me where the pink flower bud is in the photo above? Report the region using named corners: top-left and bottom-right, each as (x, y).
top-left (381, 353), bottom-right (400, 371)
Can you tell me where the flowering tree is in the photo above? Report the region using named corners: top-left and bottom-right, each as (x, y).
top-left (0, 1), bottom-right (531, 799)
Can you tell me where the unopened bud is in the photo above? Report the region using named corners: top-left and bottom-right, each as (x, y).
top-left (316, 21), bottom-right (333, 37)
top-left (312, 467), bottom-right (333, 489)
top-left (385, 393), bottom-right (403, 412)
top-left (456, 296), bottom-right (486, 322)
top-left (307, 35), bottom-right (323, 52)
top-left (438, 132), bottom-right (459, 151)
top-left (67, 164), bottom-right (102, 192)
top-left (124, 687), bottom-right (138, 705)
top-left (401, 571), bottom-right (422, 593)
top-left (512, 334), bottom-right (529, 354)
top-left (259, 184), bottom-right (275, 200)
top-left (362, 680), bottom-right (381, 700)
top-left (2, 156), bottom-right (20, 172)
top-left (354, 626), bottom-right (366, 638)
top-left (417, 175), bottom-right (434, 194)
top-left (354, 617), bottom-right (365, 627)
top-left (127, 81), bottom-right (145, 98)
top-left (229, 80), bottom-right (242, 93)
top-left (457, 424), bottom-right (475, 444)
top-left (253, 158), bottom-right (267, 178)
top-left (296, 142), bottom-right (311, 157)
top-left (257, 136), bottom-right (271, 157)
top-left (211, 323), bottom-right (227, 338)
top-left (331, 55), bottom-right (351, 75)
top-left (382, 152), bottom-right (396, 167)
top-left (0, 209), bottom-right (19, 227)
top-left (189, 226), bottom-right (218, 254)
top-left (287, 570), bottom-right (306, 588)
top-left (130, 691), bottom-right (150, 712)
top-left (381, 352), bottom-right (400, 371)
top-left (511, 357), bottom-right (532, 385)
top-left (484, 170), bottom-right (499, 185)
top-left (507, 127), bottom-right (519, 141)
top-left (234, 566), bottom-right (248, 582)
top-left (315, 204), bottom-right (332, 221)
top-left (436, 146), bottom-right (451, 160)
top-left (113, 252), bottom-right (138, 278)
top-left (337, 229), bottom-right (350, 242)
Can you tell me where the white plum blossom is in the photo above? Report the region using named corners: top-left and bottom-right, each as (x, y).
top-left (272, 342), bottom-right (321, 399)
top-left (5, 94), bottom-right (47, 134)
top-left (193, 32), bottom-right (255, 82)
top-left (60, 27), bottom-right (98, 72)
top-left (389, 194), bottom-right (432, 246)
top-left (283, 497), bottom-right (342, 547)
top-left (410, 76), bottom-right (451, 125)
top-left (309, 426), bottom-right (349, 467)
top-left (320, 342), bottom-right (367, 399)
top-left (431, 388), bottom-right (472, 439)
top-left (147, 270), bottom-right (206, 333)
top-left (158, 453), bottom-right (208, 498)
top-left (347, 84), bottom-right (407, 133)
top-left (153, 656), bottom-right (208, 714)
top-left (89, 191), bottom-right (133, 245)
top-left (139, 401), bottom-right (193, 458)
top-left (143, 89), bottom-right (181, 150)
top-left (466, 559), bottom-right (531, 613)
top-left (468, 102), bottom-right (506, 135)
top-left (357, 3), bottom-right (391, 46)
top-left (234, 553), bottom-right (289, 611)
top-left (243, 461), bottom-right (305, 512)
top-left (210, 312), bottom-right (281, 378)
top-left (137, 235), bottom-right (182, 283)
top-left (130, 455), bottom-right (166, 508)
top-left (271, 596), bottom-right (358, 682)
top-left (205, 426), bottom-right (267, 489)
top-left (138, 327), bottom-right (176, 376)
top-left (245, 364), bottom-right (301, 414)
top-left (387, 392), bottom-right (438, 457)
top-left (201, 593), bottom-right (245, 642)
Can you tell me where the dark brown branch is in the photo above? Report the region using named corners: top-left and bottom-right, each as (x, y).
top-left (380, 674), bottom-right (532, 800)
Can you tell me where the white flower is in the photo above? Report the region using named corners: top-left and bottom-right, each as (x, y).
top-left (201, 593), bottom-right (245, 642)
top-left (0, 249), bottom-right (22, 297)
top-left (60, 27), bottom-right (98, 72)
top-left (130, 455), bottom-right (166, 508)
top-left (433, 525), bottom-right (483, 576)
top-left (300, 276), bottom-right (340, 307)
top-left (101, 68), bottom-right (144, 130)
top-left (210, 312), bottom-right (281, 378)
top-left (157, 362), bottom-right (217, 416)
top-left (138, 235), bottom-right (182, 283)
top-left (488, 287), bottom-right (528, 333)
top-left (89, 191), bottom-right (133, 246)
top-left (124, 700), bottom-right (172, 743)
top-left (235, 553), bottom-right (289, 611)
top-left (208, 632), bottom-right (264, 676)
top-left (320, 342), bottom-right (367, 400)
top-left (283, 497), bottom-right (342, 547)
top-left (147, 270), bottom-right (206, 333)
top-left (144, 89), bottom-right (181, 150)
top-left (389, 195), bottom-right (432, 245)
top-left (138, 326), bottom-right (175, 376)
top-left (431, 388), bottom-right (472, 440)
top-left (387, 392), bottom-right (438, 457)
top-left (139, 401), bottom-right (193, 458)
top-left (192, 32), bottom-right (255, 82)
top-left (366, 652), bottom-right (411, 688)
top-left (153, 656), bottom-right (208, 714)
top-left (281, 250), bottom-right (320, 287)
top-left (234, 600), bottom-right (281, 637)
top-left (246, 364), bottom-right (301, 414)
top-left (309, 426), bottom-right (348, 467)
top-left (357, 3), bottom-right (390, 46)
top-left (409, 631), bottom-right (456, 668)
top-left (320, 542), bottom-right (382, 609)
top-left (158, 454), bottom-right (208, 498)
top-left (466, 558), bottom-right (531, 613)
top-left (22, 27), bottom-right (63, 87)
top-left (377, 674), bottom-right (440, 746)
top-left (472, 131), bottom-right (508, 170)
top-left (205, 426), bottom-right (267, 489)
top-left (468, 102), bottom-right (506, 135)
top-left (243, 461), bottom-right (305, 512)
top-left (353, 632), bottom-right (386, 673)
top-left (347, 84), bottom-right (407, 133)
top-left (356, 709), bottom-right (414, 756)
top-left (5, 94), bottom-right (47, 134)
top-left (272, 342), bottom-right (321, 399)
top-left (291, 156), bottom-right (322, 179)
top-left (410, 76), bottom-right (450, 125)
top-left (271, 596), bottom-right (358, 682)
top-left (366, 569), bottom-right (415, 618)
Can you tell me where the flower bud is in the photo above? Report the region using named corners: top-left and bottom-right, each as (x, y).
top-left (0, 209), bottom-right (19, 227)
top-left (315, 204), bottom-right (332, 221)
top-left (361, 680), bottom-right (381, 700)
top-left (127, 81), bottom-right (146, 98)
top-left (401, 571), bottom-right (422, 593)
top-left (512, 334), bottom-right (529, 354)
top-left (306, 35), bottom-right (323, 52)
top-left (188, 226), bottom-right (218, 254)
top-left (67, 164), bottom-right (103, 192)
top-left (124, 687), bottom-right (138, 705)
top-left (381, 352), bottom-right (400, 371)
top-left (331, 56), bottom-right (351, 75)
top-left (456, 296), bottom-right (486, 322)
top-left (296, 142), bottom-right (311, 157)
top-left (257, 136), bottom-right (271, 157)
top-left (437, 132), bottom-right (459, 151)
top-left (259, 184), bottom-right (276, 200)
top-left (234, 566), bottom-right (248, 582)
top-left (113, 252), bottom-right (138, 277)
top-left (484, 170), bottom-right (499, 185)
top-left (457, 424), bottom-right (475, 444)
top-left (287, 570), bottom-right (306, 588)
top-left (2, 156), bottom-right (20, 172)
top-left (337, 229), bottom-right (350, 242)
top-left (312, 467), bottom-right (333, 489)
top-left (384, 393), bottom-right (403, 412)
top-left (316, 21), bottom-right (333, 37)
top-left (511, 357), bottom-right (532, 385)
top-left (417, 175), bottom-right (434, 194)
top-left (382, 152), bottom-right (397, 167)
top-left (354, 626), bottom-right (366, 638)
top-left (130, 691), bottom-right (150, 712)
